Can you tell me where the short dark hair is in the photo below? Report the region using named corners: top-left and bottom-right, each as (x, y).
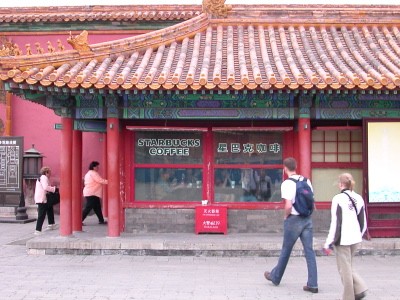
top-left (89, 161), bottom-right (100, 170)
top-left (283, 157), bottom-right (297, 171)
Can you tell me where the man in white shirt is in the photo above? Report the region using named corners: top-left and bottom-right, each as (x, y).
top-left (264, 157), bottom-right (318, 293)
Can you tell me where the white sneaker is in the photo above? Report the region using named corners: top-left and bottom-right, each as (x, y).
top-left (47, 224), bottom-right (57, 230)
top-left (34, 230), bottom-right (42, 235)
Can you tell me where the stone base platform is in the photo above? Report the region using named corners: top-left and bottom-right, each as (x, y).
top-left (25, 221), bottom-right (400, 257)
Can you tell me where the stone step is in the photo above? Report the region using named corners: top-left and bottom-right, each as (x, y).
top-left (25, 230), bottom-right (400, 257)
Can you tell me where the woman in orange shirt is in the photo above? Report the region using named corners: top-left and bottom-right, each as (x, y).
top-left (82, 161), bottom-right (108, 225)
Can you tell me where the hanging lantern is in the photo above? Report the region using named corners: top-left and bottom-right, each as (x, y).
top-left (23, 144), bottom-right (44, 179)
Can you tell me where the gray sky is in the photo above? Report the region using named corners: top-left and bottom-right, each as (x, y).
top-left (1, 0), bottom-right (399, 8)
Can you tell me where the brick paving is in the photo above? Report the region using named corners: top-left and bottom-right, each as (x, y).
top-left (1, 216), bottom-right (399, 300)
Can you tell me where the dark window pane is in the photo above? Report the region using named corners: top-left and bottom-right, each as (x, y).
top-left (135, 168), bottom-right (203, 202)
top-left (214, 168), bottom-right (283, 202)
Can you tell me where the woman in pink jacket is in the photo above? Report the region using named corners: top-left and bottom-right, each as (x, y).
top-left (34, 166), bottom-right (57, 234)
top-left (82, 161), bottom-right (108, 225)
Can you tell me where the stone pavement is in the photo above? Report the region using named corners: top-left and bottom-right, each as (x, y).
top-left (22, 216), bottom-right (400, 257)
top-left (1, 216), bottom-right (400, 299)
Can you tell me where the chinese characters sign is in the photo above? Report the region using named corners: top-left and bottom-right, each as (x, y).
top-left (195, 205), bottom-right (227, 234)
top-left (217, 142), bottom-right (281, 154)
top-left (0, 137), bottom-right (23, 193)
top-left (134, 130), bottom-right (283, 165)
top-left (214, 131), bottom-right (283, 165)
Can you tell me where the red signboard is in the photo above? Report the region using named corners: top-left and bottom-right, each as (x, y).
top-left (195, 205), bottom-right (227, 234)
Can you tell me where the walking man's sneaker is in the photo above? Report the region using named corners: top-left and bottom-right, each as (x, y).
top-left (303, 286), bottom-right (318, 293)
top-left (264, 271), bottom-right (278, 286)
top-left (34, 230), bottom-right (42, 235)
top-left (355, 291), bottom-right (367, 300)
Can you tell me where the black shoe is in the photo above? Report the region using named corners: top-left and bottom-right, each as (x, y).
top-left (355, 291), bottom-right (367, 300)
top-left (303, 286), bottom-right (318, 293)
top-left (264, 271), bottom-right (278, 286)
top-left (99, 220), bottom-right (107, 225)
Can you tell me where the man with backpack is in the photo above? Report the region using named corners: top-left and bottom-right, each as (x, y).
top-left (264, 157), bottom-right (318, 293)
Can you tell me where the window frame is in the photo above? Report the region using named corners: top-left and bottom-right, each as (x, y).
top-left (311, 127), bottom-right (363, 203)
top-left (127, 126), bottom-right (291, 209)
top-left (311, 126), bottom-right (363, 169)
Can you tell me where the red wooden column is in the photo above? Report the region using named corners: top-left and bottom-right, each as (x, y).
top-left (298, 117), bottom-right (311, 179)
top-left (5, 93), bottom-right (12, 136)
top-left (107, 118), bottom-right (120, 237)
top-left (60, 117), bottom-right (73, 236)
top-left (102, 133), bottom-right (108, 218)
top-left (72, 130), bottom-right (82, 232)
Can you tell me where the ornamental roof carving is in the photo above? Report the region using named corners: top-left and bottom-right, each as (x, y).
top-left (1, 5), bottom-right (400, 92)
top-left (67, 31), bottom-right (92, 53)
top-left (202, 0), bottom-right (232, 18)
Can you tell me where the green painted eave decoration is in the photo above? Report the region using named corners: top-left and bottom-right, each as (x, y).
top-left (123, 92), bottom-right (293, 109)
top-left (21, 90), bottom-right (47, 104)
top-left (74, 119), bottom-right (106, 133)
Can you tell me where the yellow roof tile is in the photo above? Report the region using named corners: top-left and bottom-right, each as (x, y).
top-left (1, 5), bottom-right (400, 92)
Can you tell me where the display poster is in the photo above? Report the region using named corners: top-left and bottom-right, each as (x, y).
top-left (0, 136), bottom-right (23, 194)
top-left (367, 122), bottom-right (400, 203)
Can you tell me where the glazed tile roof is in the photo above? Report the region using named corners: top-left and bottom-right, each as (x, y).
top-left (0, 5), bottom-right (201, 23)
top-left (1, 5), bottom-right (400, 92)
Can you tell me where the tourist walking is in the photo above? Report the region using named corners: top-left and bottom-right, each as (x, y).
top-left (323, 173), bottom-right (368, 300)
top-left (264, 157), bottom-right (318, 293)
top-left (34, 166), bottom-right (57, 234)
top-left (82, 161), bottom-right (108, 225)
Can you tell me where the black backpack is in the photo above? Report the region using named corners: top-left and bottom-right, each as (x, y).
top-left (288, 177), bottom-right (314, 217)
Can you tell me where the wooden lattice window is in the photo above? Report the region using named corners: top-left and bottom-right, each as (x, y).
top-left (312, 129), bottom-right (362, 163)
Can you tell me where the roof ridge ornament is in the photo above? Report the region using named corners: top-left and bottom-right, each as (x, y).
top-left (202, 0), bottom-right (232, 18)
top-left (67, 30), bottom-right (92, 54)
top-left (0, 36), bottom-right (22, 57)
top-left (0, 47), bottom-right (10, 57)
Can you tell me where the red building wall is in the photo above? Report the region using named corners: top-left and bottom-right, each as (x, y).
top-left (1, 33), bottom-right (139, 182)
